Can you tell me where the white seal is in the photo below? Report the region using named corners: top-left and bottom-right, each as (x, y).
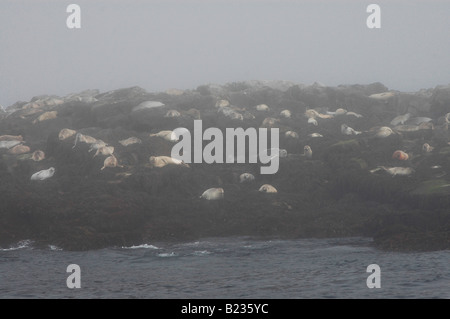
top-left (200, 188), bottom-right (224, 200)
top-left (31, 167), bottom-right (55, 181)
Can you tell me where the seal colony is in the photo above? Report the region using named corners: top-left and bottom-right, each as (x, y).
top-left (0, 81), bottom-right (449, 251)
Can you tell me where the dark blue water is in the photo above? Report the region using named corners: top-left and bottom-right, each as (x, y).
top-left (0, 237), bottom-right (449, 298)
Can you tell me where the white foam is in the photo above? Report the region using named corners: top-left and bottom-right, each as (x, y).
top-left (157, 252), bottom-right (176, 258)
top-left (122, 244), bottom-right (159, 250)
top-left (0, 240), bottom-right (33, 251)
top-left (49, 245), bottom-right (63, 251)
top-left (193, 250), bottom-right (211, 256)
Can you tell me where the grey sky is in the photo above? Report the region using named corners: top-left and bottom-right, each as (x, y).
top-left (1, 0), bottom-right (450, 107)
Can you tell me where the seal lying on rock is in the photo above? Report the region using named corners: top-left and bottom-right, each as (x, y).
top-left (392, 150), bottom-right (409, 161)
top-left (280, 110), bottom-right (291, 118)
top-left (371, 166), bottom-right (414, 177)
top-left (200, 188), bottom-right (224, 200)
top-left (259, 184), bottom-right (277, 193)
top-left (0, 140), bottom-right (22, 149)
top-left (303, 145), bottom-right (312, 159)
top-left (341, 124), bottom-right (362, 135)
top-left (7, 145), bottom-right (30, 155)
top-left (101, 155), bottom-right (123, 170)
top-left (422, 143), bottom-right (434, 153)
top-left (0, 135), bottom-right (23, 142)
top-left (149, 156), bottom-right (190, 168)
top-left (31, 150), bottom-right (45, 161)
top-left (31, 167), bottom-right (55, 181)
top-left (149, 130), bottom-right (178, 142)
top-left (94, 146), bottom-right (114, 158)
top-left (240, 173), bottom-right (255, 183)
top-left (58, 128), bottom-right (77, 141)
top-left (119, 137), bottom-right (142, 146)
top-left (32, 111), bottom-right (57, 124)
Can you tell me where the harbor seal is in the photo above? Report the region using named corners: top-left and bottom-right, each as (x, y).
top-left (239, 173), bottom-right (255, 183)
top-left (0, 135), bottom-right (23, 142)
top-left (369, 92), bottom-right (395, 100)
top-left (119, 137), bottom-right (142, 146)
top-left (327, 108), bottom-right (347, 116)
top-left (346, 112), bottom-right (363, 118)
top-left (149, 130), bottom-right (179, 142)
top-left (7, 145), bottom-right (30, 155)
top-left (93, 146), bottom-right (114, 158)
top-left (308, 133), bottom-right (323, 138)
top-left (0, 140), bottom-right (22, 149)
top-left (374, 127), bottom-right (394, 138)
top-left (72, 133), bottom-right (99, 149)
top-left (341, 124), bottom-right (361, 135)
top-left (32, 111), bottom-right (57, 124)
top-left (58, 128), bottom-right (77, 141)
top-left (149, 156), bottom-right (190, 168)
top-left (31, 167), bottom-right (55, 181)
top-left (303, 145), bottom-right (312, 159)
top-left (101, 155), bottom-right (123, 170)
top-left (256, 104), bottom-right (270, 111)
top-left (377, 166), bottom-right (414, 177)
top-left (259, 184), bottom-right (277, 193)
top-left (392, 150), bottom-right (409, 161)
top-left (308, 117), bottom-right (318, 126)
top-left (262, 117), bottom-right (279, 127)
top-left (422, 143), bottom-right (434, 153)
top-left (31, 150), bottom-right (45, 161)
top-left (132, 101), bottom-right (165, 112)
top-left (280, 110), bottom-right (291, 118)
top-left (285, 131), bottom-right (299, 139)
top-left (200, 188), bottom-right (224, 200)
top-left (390, 113), bottom-right (411, 126)
top-left (164, 110), bottom-right (181, 118)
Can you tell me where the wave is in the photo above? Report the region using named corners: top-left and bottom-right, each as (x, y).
top-left (122, 244), bottom-right (160, 250)
top-left (0, 240), bottom-right (33, 251)
top-left (48, 245), bottom-right (63, 251)
top-left (157, 252), bottom-right (177, 258)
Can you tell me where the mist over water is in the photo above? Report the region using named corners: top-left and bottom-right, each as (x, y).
top-left (1, 237), bottom-right (449, 298)
top-left (1, 0), bottom-right (450, 107)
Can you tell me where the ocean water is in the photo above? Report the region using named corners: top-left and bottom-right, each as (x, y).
top-left (0, 237), bottom-right (449, 299)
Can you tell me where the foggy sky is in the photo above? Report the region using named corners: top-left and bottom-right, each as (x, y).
top-left (1, 0), bottom-right (450, 107)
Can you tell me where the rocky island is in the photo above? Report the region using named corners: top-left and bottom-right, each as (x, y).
top-left (1, 81), bottom-right (449, 251)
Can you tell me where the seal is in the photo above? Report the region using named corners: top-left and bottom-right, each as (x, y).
top-left (308, 117), bottom-right (318, 126)
top-left (256, 104), bottom-right (270, 111)
top-left (303, 145), bottom-right (312, 159)
top-left (308, 133), bottom-right (323, 138)
top-left (392, 150), bottom-right (409, 161)
top-left (390, 113), bottom-right (411, 126)
top-left (31, 150), bottom-right (45, 161)
top-left (341, 124), bottom-right (361, 135)
top-left (376, 166), bottom-right (414, 177)
top-left (374, 126), bottom-right (394, 138)
top-left (280, 110), bottom-right (291, 118)
top-left (119, 137), bottom-right (142, 146)
top-left (164, 110), bottom-right (181, 118)
top-left (369, 92), bottom-right (395, 100)
top-left (149, 156), bottom-right (190, 168)
top-left (200, 188), bottom-right (224, 200)
top-left (346, 112), bottom-right (363, 118)
top-left (285, 131), bottom-right (299, 139)
top-left (7, 145), bottom-right (30, 155)
top-left (132, 101), bottom-right (165, 112)
top-left (149, 130), bottom-right (179, 142)
top-left (31, 167), bottom-right (55, 181)
top-left (422, 143), bottom-right (434, 153)
top-left (73, 133), bottom-right (100, 149)
top-left (0, 135), bottom-right (23, 142)
top-left (327, 108), bottom-right (347, 116)
top-left (101, 155), bottom-right (123, 170)
top-left (0, 140), bottom-right (22, 149)
top-left (58, 128), bottom-right (77, 141)
top-left (259, 184), bottom-right (277, 193)
top-left (262, 117), bottom-right (279, 127)
top-left (239, 173), bottom-right (255, 183)
top-left (94, 146), bottom-right (114, 158)
top-left (32, 111), bottom-right (57, 124)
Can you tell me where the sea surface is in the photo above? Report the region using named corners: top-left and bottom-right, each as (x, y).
top-left (0, 237), bottom-right (449, 299)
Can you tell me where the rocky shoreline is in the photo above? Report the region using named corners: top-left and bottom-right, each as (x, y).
top-left (1, 81), bottom-right (449, 251)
